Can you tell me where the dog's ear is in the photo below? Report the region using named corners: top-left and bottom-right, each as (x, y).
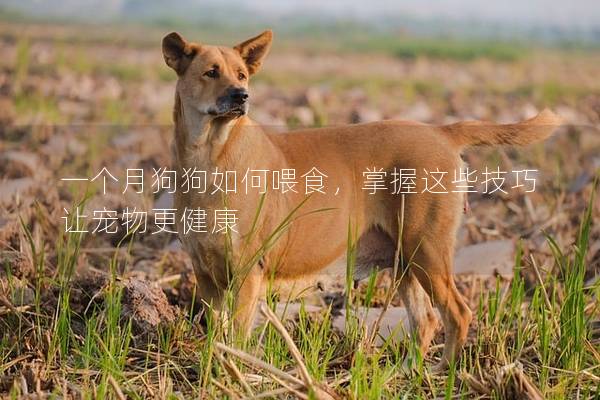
top-left (162, 32), bottom-right (196, 75)
top-left (234, 30), bottom-right (273, 75)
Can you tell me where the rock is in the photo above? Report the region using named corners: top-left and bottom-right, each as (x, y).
top-left (40, 275), bottom-right (178, 343)
top-left (122, 278), bottom-right (178, 340)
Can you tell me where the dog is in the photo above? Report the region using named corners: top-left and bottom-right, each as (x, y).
top-left (162, 30), bottom-right (561, 370)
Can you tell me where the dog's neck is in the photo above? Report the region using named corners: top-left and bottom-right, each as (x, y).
top-left (172, 92), bottom-right (283, 171)
top-left (173, 93), bottom-right (238, 167)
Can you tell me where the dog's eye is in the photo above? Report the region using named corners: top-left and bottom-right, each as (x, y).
top-left (204, 69), bottom-right (219, 79)
top-left (238, 72), bottom-right (246, 81)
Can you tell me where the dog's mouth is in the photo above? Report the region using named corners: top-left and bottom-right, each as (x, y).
top-left (207, 106), bottom-right (247, 118)
top-left (207, 94), bottom-right (249, 118)
top-left (224, 107), bottom-right (247, 117)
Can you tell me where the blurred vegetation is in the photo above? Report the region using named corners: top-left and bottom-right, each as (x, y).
top-left (338, 35), bottom-right (527, 61)
top-left (2, 6), bottom-right (600, 64)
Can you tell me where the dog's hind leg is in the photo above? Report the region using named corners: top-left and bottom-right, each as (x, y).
top-left (411, 243), bottom-right (472, 372)
top-left (398, 270), bottom-right (438, 365)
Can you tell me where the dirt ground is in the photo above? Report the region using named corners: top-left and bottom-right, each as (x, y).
top-left (1, 20), bottom-right (599, 398)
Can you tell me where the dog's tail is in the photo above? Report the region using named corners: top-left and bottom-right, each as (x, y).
top-left (442, 109), bottom-right (563, 148)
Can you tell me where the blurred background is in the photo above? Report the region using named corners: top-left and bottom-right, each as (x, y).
top-left (0, 2), bottom-right (599, 396)
top-left (2, 0), bottom-right (600, 128)
top-left (0, 0), bottom-right (599, 317)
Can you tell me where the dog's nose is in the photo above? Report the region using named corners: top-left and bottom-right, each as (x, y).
top-left (228, 87), bottom-right (249, 104)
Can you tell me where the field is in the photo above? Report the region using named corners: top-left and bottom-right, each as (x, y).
top-left (1, 18), bottom-right (600, 399)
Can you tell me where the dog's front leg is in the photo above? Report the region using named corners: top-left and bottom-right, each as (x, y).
top-left (194, 268), bottom-right (227, 325)
top-left (232, 264), bottom-right (263, 339)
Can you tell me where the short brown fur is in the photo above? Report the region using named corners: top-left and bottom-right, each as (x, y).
top-left (162, 30), bottom-right (562, 370)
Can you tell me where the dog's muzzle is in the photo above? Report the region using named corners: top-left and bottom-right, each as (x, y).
top-left (211, 87), bottom-right (249, 117)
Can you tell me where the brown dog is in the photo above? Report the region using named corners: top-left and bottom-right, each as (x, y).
top-left (162, 30), bottom-right (561, 370)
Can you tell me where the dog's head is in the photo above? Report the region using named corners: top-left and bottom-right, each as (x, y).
top-left (162, 30), bottom-right (272, 119)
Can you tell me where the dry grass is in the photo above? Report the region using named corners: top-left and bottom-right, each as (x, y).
top-left (1, 20), bottom-right (599, 399)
